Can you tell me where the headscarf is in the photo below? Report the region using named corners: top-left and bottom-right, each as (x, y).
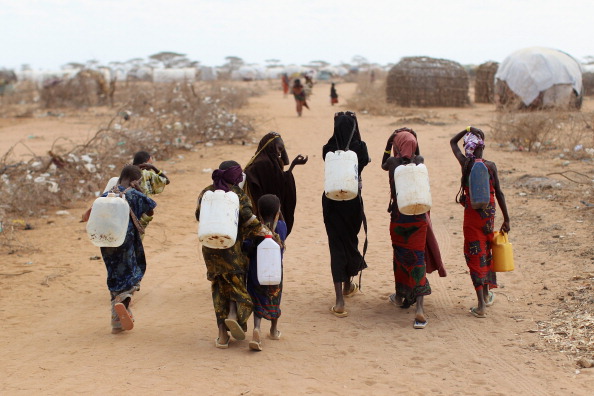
top-left (323, 113), bottom-right (370, 175)
top-left (393, 130), bottom-right (418, 159)
top-left (244, 132), bottom-right (297, 235)
top-left (463, 132), bottom-right (485, 159)
top-left (212, 165), bottom-right (243, 192)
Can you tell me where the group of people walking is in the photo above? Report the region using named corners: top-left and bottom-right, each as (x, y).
top-left (91, 111), bottom-right (511, 350)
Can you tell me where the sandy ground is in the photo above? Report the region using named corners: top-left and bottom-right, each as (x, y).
top-left (1, 83), bottom-right (593, 395)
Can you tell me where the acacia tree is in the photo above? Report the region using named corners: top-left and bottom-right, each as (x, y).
top-left (149, 51), bottom-right (191, 68)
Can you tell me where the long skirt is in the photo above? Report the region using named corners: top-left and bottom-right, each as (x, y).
top-left (211, 273), bottom-right (253, 327)
top-left (390, 211), bottom-right (431, 305)
top-left (463, 187), bottom-right (497, 291)
top-left (322, 194), bottom-right (367, 283)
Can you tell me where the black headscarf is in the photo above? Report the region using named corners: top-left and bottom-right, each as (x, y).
top-left (245, 132), bottom-right (297, 235)
top-left (323, 114), bottom-right (370, 175)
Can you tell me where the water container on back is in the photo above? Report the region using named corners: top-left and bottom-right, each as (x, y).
top-left (198, 190), bottom-right (240, 249)
top-left (324, 150), bottom-right (359, 201)
top-left (492, 231), bottom-right (515, 272)
top-left (257, 235), bottom-right (282, 285)
top-left (393, 163), bottom-right (432, 215)
top-left (87, 192), bottom-right (130, 247)
top-left (468, 160), bottom-right (490, 209)
top-left (103, 177), bottom-right (119, 194)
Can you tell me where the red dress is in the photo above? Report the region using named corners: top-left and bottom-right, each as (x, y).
top-left (462, 177), bottom-right (497, 290)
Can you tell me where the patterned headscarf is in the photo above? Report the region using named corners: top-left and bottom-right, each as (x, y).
top-left (463, 132), bottom-right (485, 159)
top-left (212, 165), bottom-right (243, 192)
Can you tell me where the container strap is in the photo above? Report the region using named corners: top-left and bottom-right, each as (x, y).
top-left (122, 187), bottom-right (145, 236)
top-left (334, 121), bottom-right (357, 152)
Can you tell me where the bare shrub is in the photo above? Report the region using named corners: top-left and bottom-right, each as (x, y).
top-left (0, 81), bottom-right (259, 234)
top-left (491, 110), bottom-right (594, 155)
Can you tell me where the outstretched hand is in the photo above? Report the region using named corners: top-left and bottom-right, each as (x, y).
top-left (291, 154), bottom-right (308, 166)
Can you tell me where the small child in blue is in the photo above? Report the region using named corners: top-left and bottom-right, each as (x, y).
top-left (246, 194), bottom-right (287, 351)
top-left (100, 165), bottom-right (156, 334)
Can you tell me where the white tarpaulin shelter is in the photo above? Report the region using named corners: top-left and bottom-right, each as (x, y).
top-left (495, 47), bottom-right (583, 107)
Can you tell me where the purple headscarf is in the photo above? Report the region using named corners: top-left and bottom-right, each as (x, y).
top-left (463, 132), bottom-right (485, 159)
top-left (212, 165), bottom-right (243, 192)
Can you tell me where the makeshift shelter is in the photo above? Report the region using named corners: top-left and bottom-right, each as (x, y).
top-left (386, 56), bottom-right (469, 107)
top-left (474, 61), bottom-right (498, 103)
top-left (494, 47), bottom-right (583, 109)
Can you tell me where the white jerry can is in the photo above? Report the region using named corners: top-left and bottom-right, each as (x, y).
top-left (257, 235), bottom-right (282, 285)
top-left (393, 163), bottom-right (432, 215)
top-left (102, 176), bottom-right (119, 194)
top-left (198, 190), bottom-right (240, 249)
top-left (324, 150), bottom-right (359, 201)
top-left (87, 192), bottom-right (130, 247)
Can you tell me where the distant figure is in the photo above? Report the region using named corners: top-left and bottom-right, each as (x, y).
top-left (291, 79), bottom-right (309, 116)
top-left (303, 73), bottom-right (314, 97)
top-left (330, 83), bottom-right (339, 105)
top-left (450, 126), bottom-right (511, 319)
top-left (281, 73), bottom-right (290, 97)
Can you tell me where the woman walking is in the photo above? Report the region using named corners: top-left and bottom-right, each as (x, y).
top-left (322, 111), bottom-right (370, 317)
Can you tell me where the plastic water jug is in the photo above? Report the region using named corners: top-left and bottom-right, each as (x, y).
top-left (86, 192), bottom-right (130, 247)
top-left (393, 163), bottom-right (432, 215)
top-left (257, 235), bottom-right (282, 285)
top-left (324, 150), bottom-right (359, 201)
top-left (469, 160), bottom-right (490, 209)
top-left (198, 190), bottom-right (239, 249)
top-left (103, 177), bottom-right (119, 193)
top-left (492, 231), bottom-right (514, 272)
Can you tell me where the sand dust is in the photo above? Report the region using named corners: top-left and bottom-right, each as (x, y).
top-left (1, 83), bottom-right (593, 395)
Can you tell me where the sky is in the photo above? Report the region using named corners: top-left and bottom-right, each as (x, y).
top-left (1, 0), bottom-right (593, 71)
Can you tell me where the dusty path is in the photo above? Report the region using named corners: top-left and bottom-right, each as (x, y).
top-left (1, 83), bottom-right (592, 395)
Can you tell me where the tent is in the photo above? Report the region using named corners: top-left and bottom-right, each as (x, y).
top-left (495, 47), bottom-right (583, 109)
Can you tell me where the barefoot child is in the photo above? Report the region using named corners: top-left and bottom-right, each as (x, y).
top-left (195, 161), bottom-right (267, 348)
top-left (246, 194), bottom-right (287, 351)
top-left (99, 165), bottom-right (156, 333)
top-left (450, 126), bottom-right (510, 318)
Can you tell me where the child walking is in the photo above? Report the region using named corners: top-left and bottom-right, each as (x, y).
top-left (246, 194), bottom-right (287, 351)
top-left (450, 126), bottom-right (510, 318)
top-left (330, 82), bottom-right (338, 105)
top-left (99, 165), bottom-right (156, 333)
top-left (195, 160), bottom-right (267, 349)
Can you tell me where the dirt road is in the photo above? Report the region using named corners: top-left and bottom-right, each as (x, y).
top-left (1, 82), bottom-right (592, 395)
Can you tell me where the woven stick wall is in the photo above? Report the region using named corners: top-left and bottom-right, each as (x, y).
top-left (474, 61), bottom-right (498, 103)
top-left (386, 56), bottom-right (470, 107)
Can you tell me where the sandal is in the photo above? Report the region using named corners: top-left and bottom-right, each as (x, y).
top-left (343, 282), bottom-right (359, 298)
top-left (470, 307), bottom-right (487, 318)
top-left (485, 291), bottom-right (495, 307)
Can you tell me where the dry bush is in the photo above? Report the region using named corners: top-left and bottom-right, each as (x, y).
top-left (0, 81), bottom-right (259, 234)
top-left (491, 110), bottom-right (594, 155)
top-left (345, 75), bottom-right (395, 115)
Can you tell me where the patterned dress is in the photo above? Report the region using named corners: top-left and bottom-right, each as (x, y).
top-left (246, 220), bottom-right (287, 320)
top-left (196, 185), bottom-right (262, 328)
top-left (99, 186), bottom-right (156, 329)
top-left (463, 178), bottom-right (497, 290)
top-left (390, 209), bottom-right (431, 305)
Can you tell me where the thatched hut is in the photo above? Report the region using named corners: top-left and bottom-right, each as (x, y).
top-left (474, 61), bottom-right (498, 103)
top-left (386, 56), bottom-right (469, 107)
top-left (582, 65), bottom-right (594, 96)
top-left (495, 47), bottom-right (583, 110)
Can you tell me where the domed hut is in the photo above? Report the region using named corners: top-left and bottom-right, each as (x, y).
top-left (474, 61), bottom-right (499, 103)
top-left (386, 56), bottom-right (470, 107)
top-left (494, 47), bottom-right (583, 110)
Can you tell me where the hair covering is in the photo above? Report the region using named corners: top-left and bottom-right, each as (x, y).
top-left (212, 165), bottom-right (243, 192)
top-left (323, 114), bottom-right (370, 175)
top-left (244, 132), bottom-right (297, 235)
top-left (463, 132), bottom-right (485, 158)
top-left (393, 131), bottom-right (418, 159)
